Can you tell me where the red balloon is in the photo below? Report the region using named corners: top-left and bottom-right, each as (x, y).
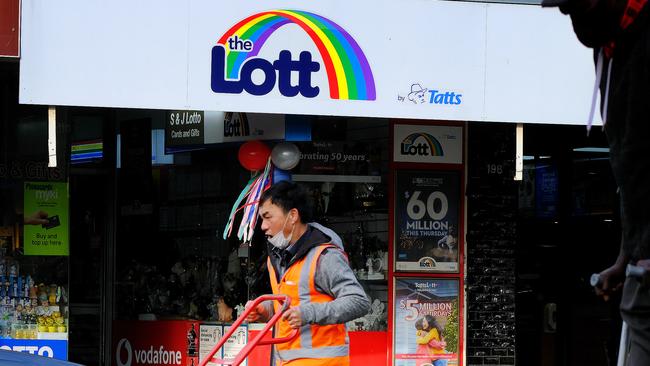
top-left (238, 141), bottom-right (271, 171)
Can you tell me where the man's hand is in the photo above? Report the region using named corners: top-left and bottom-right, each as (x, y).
top-left (24, 210), bottom-right (49, 225)
top-left (245, 301), bottom-right (269, 323)
top-left (636, 259), bottom-right (650, 271)
top-left (595, 263), bottom-right (626, 301)
top-left (282, 307), bottom-right (302, 329)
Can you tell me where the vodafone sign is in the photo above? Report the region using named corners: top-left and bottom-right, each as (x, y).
top-left (112, 320), bottom-right (198, 366)
top-left (115, 338), bottom-right (182, 366)
top-left (115, 339), bottom-right (133, 366)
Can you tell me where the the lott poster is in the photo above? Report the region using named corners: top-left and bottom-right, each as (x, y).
top-left (394, 278), bottom-right (460, 366)
top-left (395, 170), bottom-right (460, 272)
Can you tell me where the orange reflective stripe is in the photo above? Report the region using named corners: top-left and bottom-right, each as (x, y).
top-left (307, 245), bottom-right (337, 296)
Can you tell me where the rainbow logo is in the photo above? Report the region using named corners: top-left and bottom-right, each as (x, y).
top-left (212, 10), bottom-right (376, 100)
top-left (400, 133), bottom-right (444, 157)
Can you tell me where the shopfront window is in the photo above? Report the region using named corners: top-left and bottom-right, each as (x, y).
top-left (113, 113), bottom-right (389, 333)
top-left (293, 117), bottom-right (389, 332)
top-left (0, 99), bottom-right (71, 360)
top-left (516, 124), bottom-right (620, 366)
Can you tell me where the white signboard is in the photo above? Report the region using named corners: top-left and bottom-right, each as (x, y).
top-left (393, 124), bottom-right (463, 164)
top-left (222, 325), bottom-right (248, 365)
top-left (20, 0), bottom-right (597, 125)
top-left (199, 324), bottom-right (224, 366)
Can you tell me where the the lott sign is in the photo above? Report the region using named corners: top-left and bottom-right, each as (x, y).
top-left (211, 10), bottom-right (376, 101)
top-left (393, 124), bottom-right (463, 164)
top-left (113, 320), bottom-right (198, 366)
top-left (21, 1), bottom-right (599, 125)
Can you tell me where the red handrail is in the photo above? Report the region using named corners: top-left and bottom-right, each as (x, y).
top-left (199, 294), bottom-right (298, 366)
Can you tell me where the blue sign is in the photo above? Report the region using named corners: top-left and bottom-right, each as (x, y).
top-left (0, 339), bottom-right (68, 361)
top-left (535, 162), bottom-right (559, 219)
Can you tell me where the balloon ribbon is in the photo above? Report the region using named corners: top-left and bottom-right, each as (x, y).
top-left (223, 158), bottom-right (272, 242)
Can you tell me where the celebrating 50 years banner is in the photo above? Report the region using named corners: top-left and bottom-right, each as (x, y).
top-left (21, 0), bottom-right (595, 125)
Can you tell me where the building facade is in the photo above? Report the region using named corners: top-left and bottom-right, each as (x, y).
top-left (0, 1), bottom-right (622, 366)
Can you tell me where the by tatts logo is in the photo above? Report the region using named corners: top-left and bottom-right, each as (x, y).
top-left (116, 338), bottom-right (182, 366)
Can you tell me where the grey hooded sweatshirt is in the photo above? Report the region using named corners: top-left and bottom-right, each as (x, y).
top-left (263, 223), bottom-right (370, 326)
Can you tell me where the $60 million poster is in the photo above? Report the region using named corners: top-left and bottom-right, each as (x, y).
top-left (394, 278), bottom-right (460, 366)
top-left (394, 170), bottom-right (460, 272)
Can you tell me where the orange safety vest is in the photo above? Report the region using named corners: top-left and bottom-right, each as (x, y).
top-left (267, 244), bottom-right (350, 366)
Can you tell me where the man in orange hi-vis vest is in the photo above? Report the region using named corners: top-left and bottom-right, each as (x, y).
top-left (246, 181), bottom-right (370, 366)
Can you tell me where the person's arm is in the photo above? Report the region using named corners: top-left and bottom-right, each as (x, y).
top-left (24, 210), bottom-right (49, 225)
top-left (245, 300), bottom-right (274, 323)
top-left (416, 329), bottom-right (436, 344)
top-left (429, 338), bottom-right (446, 350)
top-left (595, 234), bottom-right (628, 301)
top-left (427, 329), bottom-right (446, 350)
top-left (299, 248), bottom-right (370, 325)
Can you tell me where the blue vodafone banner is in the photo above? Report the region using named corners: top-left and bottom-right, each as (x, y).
top-left (0, 339), bottom-right (68, 361)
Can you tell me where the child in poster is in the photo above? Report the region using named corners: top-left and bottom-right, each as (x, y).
top-left (415, 315), bottom-right (447, 366)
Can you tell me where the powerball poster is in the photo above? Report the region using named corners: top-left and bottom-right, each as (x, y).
top-left (395, 170), bottom-right (460, 272)
top-left (394, 278), bottom-right (460, 366)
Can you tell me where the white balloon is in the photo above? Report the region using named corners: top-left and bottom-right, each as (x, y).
top-left (271, 143), bottom-right (301, 170)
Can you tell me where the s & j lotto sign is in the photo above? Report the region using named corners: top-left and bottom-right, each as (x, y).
top-left (166, 111), bottom-right (204, 148)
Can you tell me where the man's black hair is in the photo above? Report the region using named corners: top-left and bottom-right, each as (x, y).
top-left (260, 181), bottom-right (314, 223)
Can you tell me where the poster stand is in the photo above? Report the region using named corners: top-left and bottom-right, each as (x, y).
top-left (389, 121), bottom-right (465, 366)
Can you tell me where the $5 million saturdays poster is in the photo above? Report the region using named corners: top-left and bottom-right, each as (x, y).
top-left (395, 170), bottom-right (460, 272)
top-left (394, 278), bottom-right (460, 366)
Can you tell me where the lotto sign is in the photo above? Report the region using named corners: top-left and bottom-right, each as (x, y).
top-left (394, 170), bottom-right (460, 273)
top-left (0, 339), bottom-right (68, 360)
top-left (211, 10), bottom-right (375, 101)
top-left (393, 124), bottom-right (463, 164)
top-left (21, 1), bottom-right (598, 125)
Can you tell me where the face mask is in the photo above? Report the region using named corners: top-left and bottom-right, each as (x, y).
top-left (268, 214), bottom-right (294, 249)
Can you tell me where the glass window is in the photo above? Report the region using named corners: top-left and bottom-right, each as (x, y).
top-left (0, 102), bottom-right (70, 350)
top-left (113, 113), bottom-right (389, 331)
